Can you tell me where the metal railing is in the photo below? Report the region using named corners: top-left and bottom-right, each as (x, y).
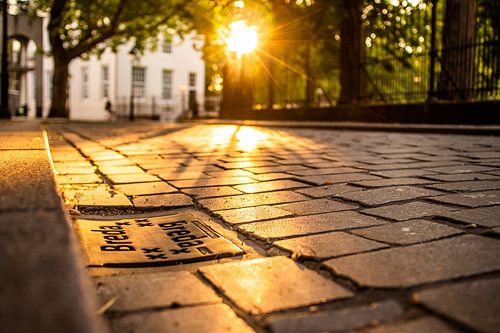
top-left (360, 0), bottom-right (499, 104)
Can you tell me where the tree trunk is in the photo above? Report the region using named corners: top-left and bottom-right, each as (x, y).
top-left (220, 59), bottom-right (240, 118)
top-left (267, 46), bottom-right (275, 109)
top-left (305, 41), bottom-right (315, 108)
top-left (48, 56), bottom-right (70, 118)
top-left (437, 0), bottom-right (477, 101)
top-left (338, 0), bottom-right (364, 105)
top-left (238, 54), bottom-right (253, 109)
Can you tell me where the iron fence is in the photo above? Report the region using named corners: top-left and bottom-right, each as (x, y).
top-left (115, 96), bottom-right (176, 120)
top-left (360, 0), bottom-right (499, 104)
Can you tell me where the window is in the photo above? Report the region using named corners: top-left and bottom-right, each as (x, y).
top-left (189, 72), bottom-right (196, 87)
top-left (162, 69), bottom-right (173, 100)
top-left (81, 66), bottom-right (89, 99)
top-left (102, 65), bottom-right (109, 98)
top-left (132, 66), bottom-right (145, 97)
top-left (162, 40), bottom-right (172, 54)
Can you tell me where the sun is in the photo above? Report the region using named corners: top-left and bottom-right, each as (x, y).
top-left (225, 20), bottom-right (258, 57)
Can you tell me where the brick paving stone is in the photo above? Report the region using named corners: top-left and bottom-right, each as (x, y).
top-left (275, 199), bottom-right (358, 215)
top-left (275, 158), bottom-right (328, 165)
top-left (355, 158), bottom-right (416, 165)
top-left (53, 161), bottom-right (94, 168)
top-left (199, 256), bottom-right (353, 314)
top-left (132, 193), bottom-right (193, 208)
top-left (182, 186), bottom-right (242, 199)
top-left (301, 173), bottom-right (381, 185)
top-left (359, 161), bottom-right (455, 171)
top-left (337, 186), bottom-right (443, 207)
top-left (219, 157), bottom-right (276, 163)
top-left (353, 177), bottom-right (435, 188)
top-left (170, 176), bottom-right (257, 188)
top-left (431, 190), bottom-right (500, 208)
top-left (199, 190), bottom-right (308, 211)
top-left (352, 220), bottom-right (462, 245)
top-left (238, 211), bottom-right (387, 240)
top-left (94, 271), bottom-right (220, 312)
top-left (363, 201), bottom-right (457, 221)
top-left (325, 235), bottom-right (500, 288)
top-left (245, 165), bottom-right (311, 174)
top-left (289, 167), bottom-right (362, 176)
top-left (88, 152), bottom-right (126, 162)
top-left (466, 151), bottom-right (500, 159)
top-left (107, 173), bottom-right (161, 184)
top-left (110, 304), bottom-right (255, 333)
top-left (305, 161), bottom-right (361, 168)
top-left (249, 173), bottom-right (297, 181)
top-left (54, 166), bottom-right (97, 175)
top-left (114, 181), bottom-right (177, 196)
top-left (414, 277), bottom-right (500, 333)
top-left (218, 161), bottom-right (278, 169)
top-left (371, 169), bottom-right (437, 178)
top-left (421, 173), bottom-right (500, 182)
top-left (267, 299), bottom-right (403, 333)
top-left (136, 161), bottom-right (180, 170)
top-left (274, 231), bottom-right (387, 259)
top-left (425, 165), bottom-right (497, 174)
top-left (206, 169), bottom-right (254, 178)
top-left (63, 187), bottom-right (132, 208)
top-left (157, 172), bottom-right (213, 181)
top-left (56, 174), bottom-right (102, 184)
top-left (439, 206), bottom-right (500, 227)
top-left (234, 180), bottom-right (309, 193)
top-left (93, 159), bottom-right (134, 167)
top-left (52, 153), bottom-right (88, 163)
top-left (365, 317), bottom-right (459, 333)
top-left (98, 165), bottom-right (145, 175)
top-left (427, 180), bottom-right (500, 192)
top-left (296, 184), bottom-right (361, 198)
top-left (149, 165), bottom-right (222, 174)
top-left (214, 205), bottom-right (292, 224)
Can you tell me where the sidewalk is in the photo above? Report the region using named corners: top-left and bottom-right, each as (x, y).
top-left (4, 120), bottom-right (500, 332)
top-left (0, 121), bottom-right (106, 333)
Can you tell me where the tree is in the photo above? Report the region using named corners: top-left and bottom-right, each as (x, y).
top-left (338, 0), bottom-right (364, 105)
top-left (34, 0), bottom-right (195, 118)
top-left (437, 0), bottom-right (477, 101)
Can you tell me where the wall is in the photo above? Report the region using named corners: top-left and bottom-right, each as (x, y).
top-left (43, 29), bottom-right (205, 121)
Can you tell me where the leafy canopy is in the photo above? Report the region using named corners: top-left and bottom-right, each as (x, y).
top-left (34, 0), bottom-right (197, 60)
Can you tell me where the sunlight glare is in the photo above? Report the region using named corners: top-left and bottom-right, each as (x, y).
top-left (235, 127), bottom-right (268, 152)
top-left (226, 20), bottom-right (258, 57)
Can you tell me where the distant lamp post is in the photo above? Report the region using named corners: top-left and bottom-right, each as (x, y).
top-left (0, 0), bottom-right (10, 119)
top-left (128, 47), bottom-right (139, 121)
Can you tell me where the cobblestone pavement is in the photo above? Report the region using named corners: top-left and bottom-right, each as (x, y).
top-left (46, 122), bottom-right (500, 333)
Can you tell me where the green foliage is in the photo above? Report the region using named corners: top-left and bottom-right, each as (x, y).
top-left (196, 0), bottom-right (342, 106)
top-left (34, 0), bottom-right (196, 60)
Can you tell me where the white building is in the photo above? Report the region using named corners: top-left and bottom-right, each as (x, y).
top-left (43, 32), bottom-right (205, 121)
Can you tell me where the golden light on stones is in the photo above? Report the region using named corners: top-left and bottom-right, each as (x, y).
top-left (235, 127), bottom-right (268, 152)
top-left (225, 20), bottom-right (258, 57)
top-left (205, 125), bottom-right (269, 152)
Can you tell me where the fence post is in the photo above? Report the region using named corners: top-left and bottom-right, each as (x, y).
top-left (428, 0), bottom-right (438, 102)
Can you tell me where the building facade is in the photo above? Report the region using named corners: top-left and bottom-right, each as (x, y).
top-left (1, 8), bottom-right (205, 121)
top-left (0, 8), bottom-right (44, 118)
top-left (44, 34), bottom-right (205, 121)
